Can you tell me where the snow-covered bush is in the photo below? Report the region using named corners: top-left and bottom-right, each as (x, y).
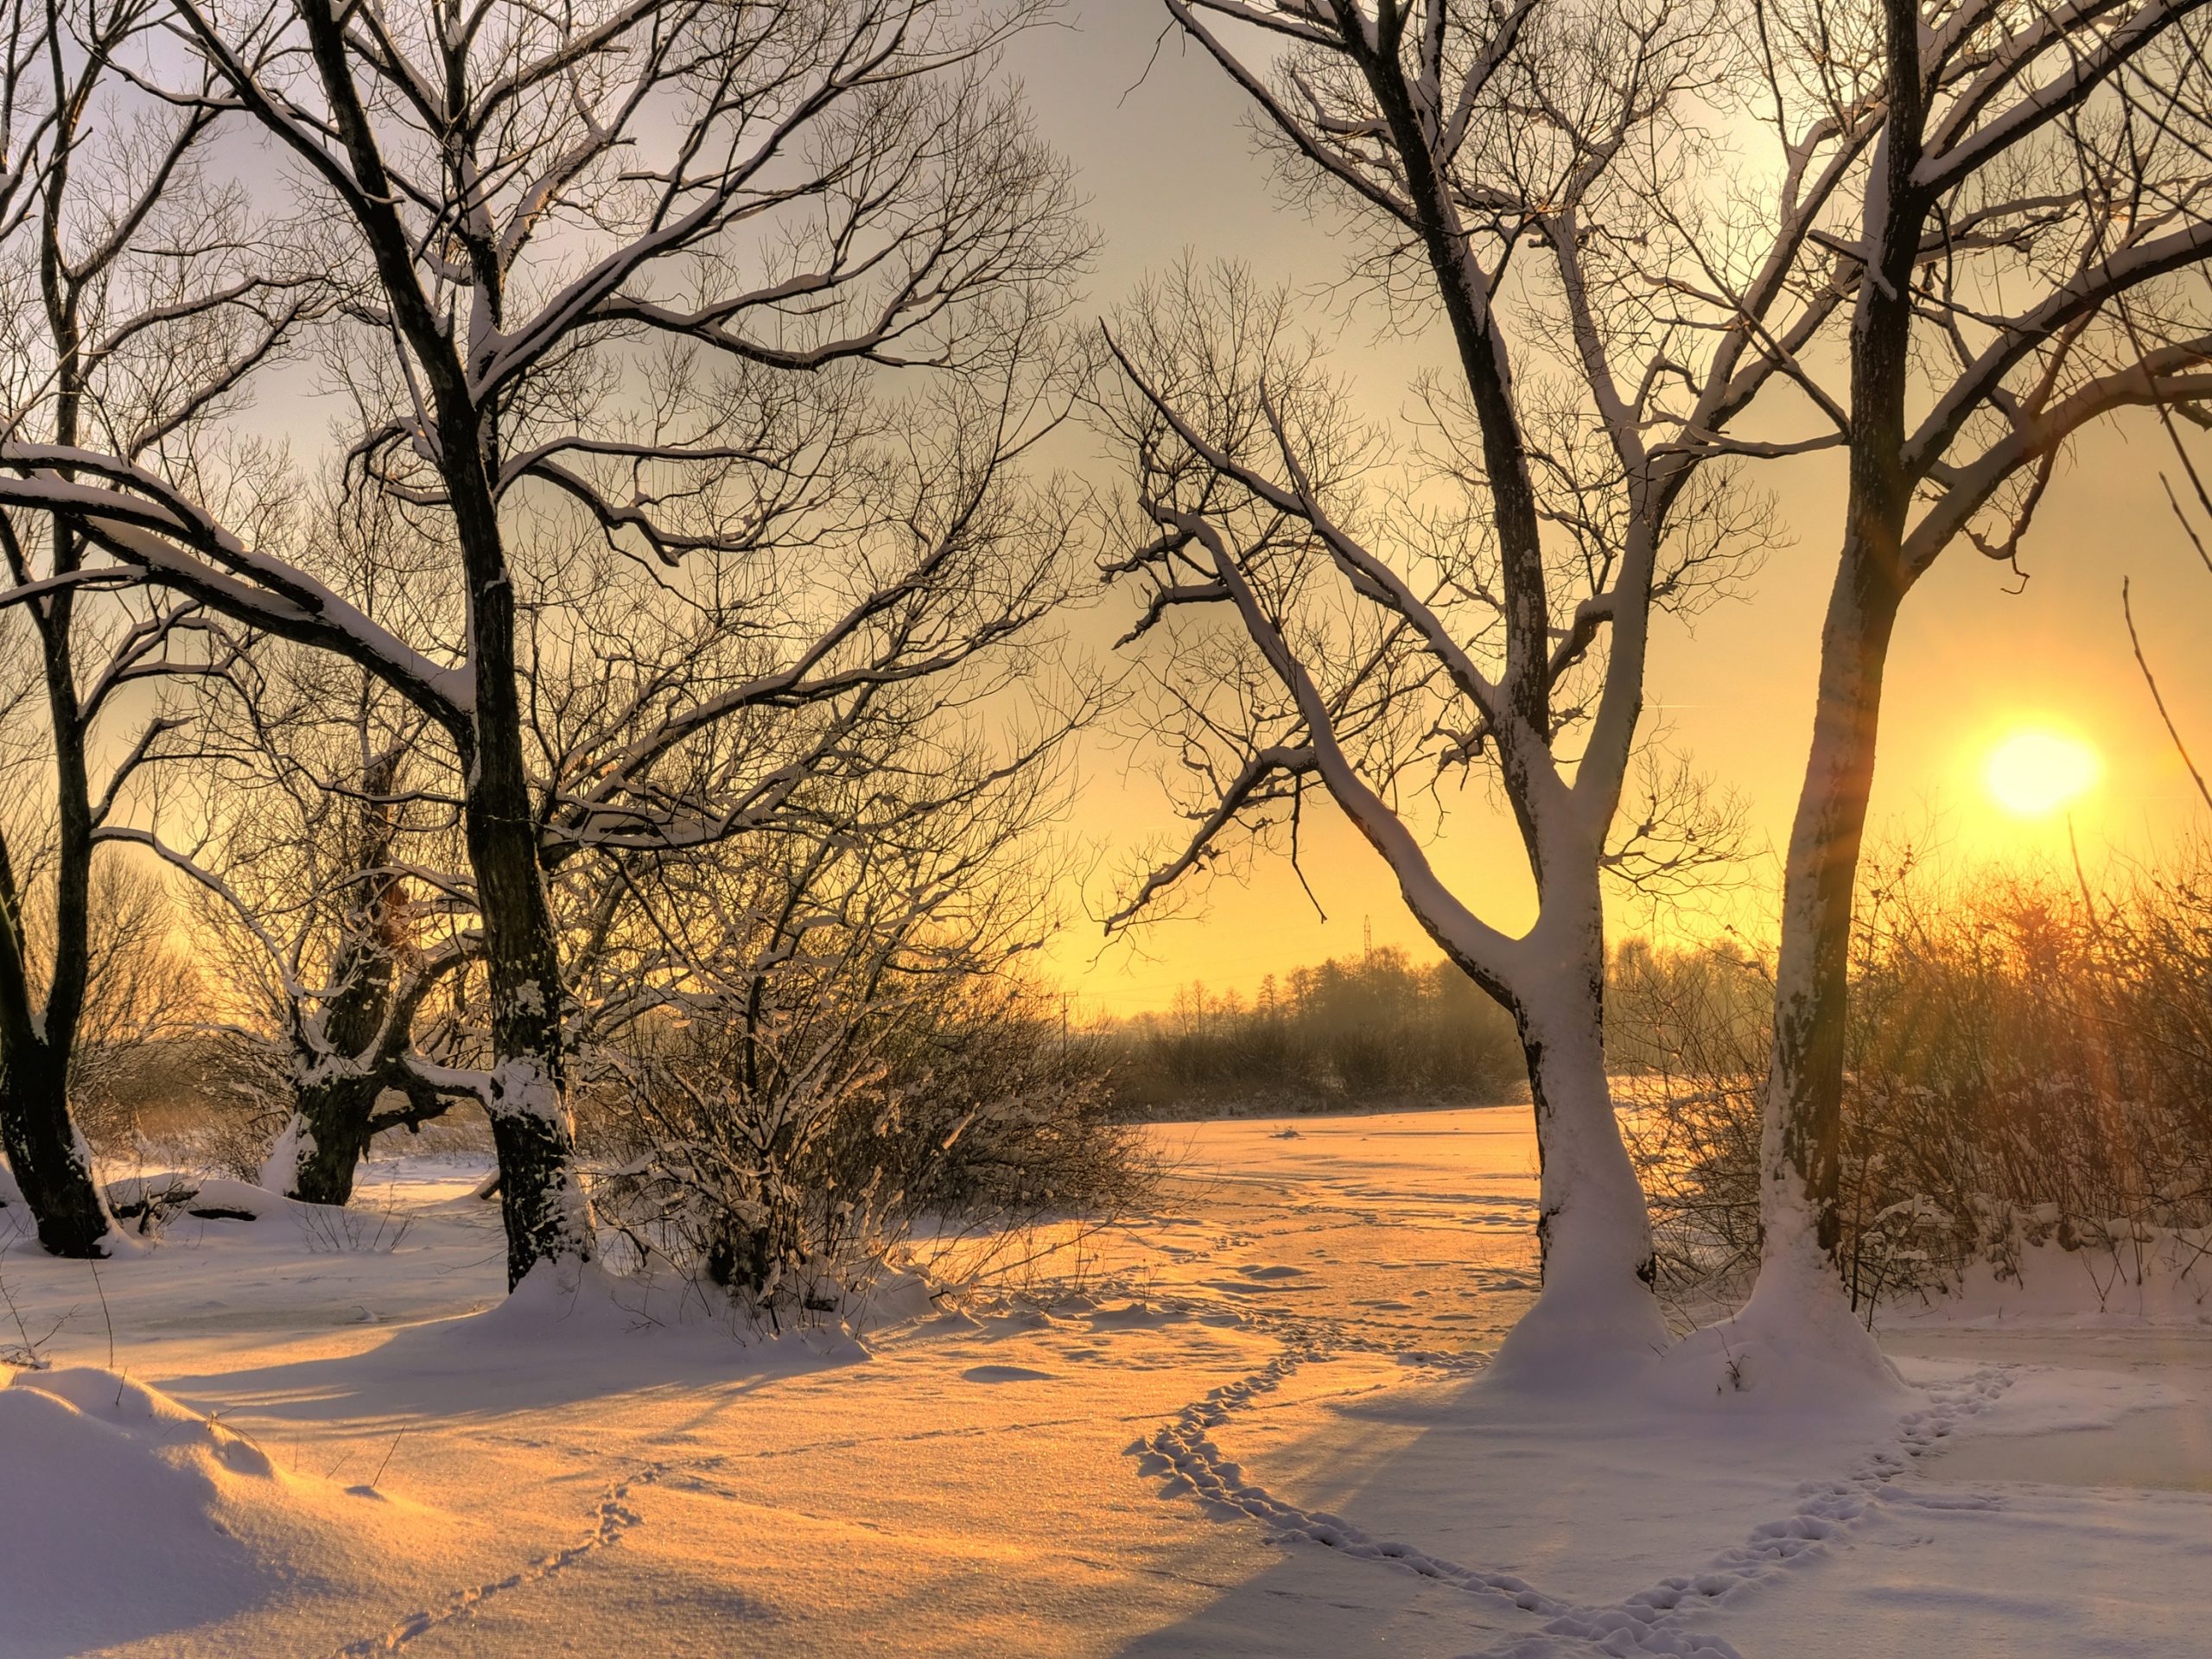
top-left (588, 976), bottom-right (1145, 1309)
top-left (567, 705), bottom-right (1143, 1311)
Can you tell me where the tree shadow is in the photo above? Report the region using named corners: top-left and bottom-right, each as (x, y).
top-left (150, 1275), bottom-right (868, 1424)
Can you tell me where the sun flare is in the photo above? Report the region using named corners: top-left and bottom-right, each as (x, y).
top-left (1984, 730), bottom-right (2101, 817)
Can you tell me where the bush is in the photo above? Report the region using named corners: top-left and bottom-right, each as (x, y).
top-left (1616, 842), bottom-right (2212, 1316)
top-left (588, 974), bottom-right (1151, 1310)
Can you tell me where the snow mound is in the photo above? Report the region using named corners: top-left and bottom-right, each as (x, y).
top-left (1087, 1300), bottom-right (1192, 1330)
top-left (105, 1173), bottom-right (282, 1222)
top-left (368, 1259), bottom-right (888, 1391)
top-left (1885, 1236), bottom-right (2212, 1330)
top-left (1483, 1274), bottom-right (1671, 1394)
top-left (0, 1365), bottom-right (425, 1654)
top-left (1657, 1268), bottom-right (1912, 1415)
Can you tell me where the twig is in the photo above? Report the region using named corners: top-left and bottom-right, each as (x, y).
top-left (88, 1259), bottom-right (115, 1375)
top-left (368, 1424), bottom-right (407, 1488)
top-left (2123, 578), bottom-right (2212, 815)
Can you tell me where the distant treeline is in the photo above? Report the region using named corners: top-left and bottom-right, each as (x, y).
top-left (1098, 946), bottom-right (1526, 1116)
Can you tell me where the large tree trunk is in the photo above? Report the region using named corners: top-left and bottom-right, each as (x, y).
top-left (3, 157), bottom-right (109, 1259)
top-left (1487, 901), bottom-right (1669, 1386)
top-left (1670, 523), bottom-right (1910, 1398)
top-left (1761, 530), bottom-right (1902, 1291)
top-left (460, 494), bottom-right (594, 1288)
top-left (0, 685), bottom-right (107, 1258)
top-left (266, 1074), bottom-right (386, 1208)
top-left (0, 1035), bottom-right (106, 1257)
top-left (410, 333), bottom-right (595, 1285)
top-left (1690, 42), bottom-right (1929, 1395)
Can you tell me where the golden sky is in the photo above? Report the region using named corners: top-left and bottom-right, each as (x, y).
top-left (1011, 8), bottom-right (2212, 1016)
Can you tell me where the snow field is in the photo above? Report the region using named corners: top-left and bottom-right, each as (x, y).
top-left (0, 1109), bottom-right (2207, 1656)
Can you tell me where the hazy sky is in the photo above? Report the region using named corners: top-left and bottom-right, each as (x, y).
top-left (1001, 5), bottom-right (2212, 1015)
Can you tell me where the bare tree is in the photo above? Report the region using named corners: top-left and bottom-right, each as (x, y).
top-left (164, 659), bottom-right (477, 1206)
top-left (0, 0), bottom-right (1090, 1286)
top-left (1096, 0), bottom-right (1878, 1376)
top-left (151, 402), bottom-right (1095, 1217)
top-left (0, 0), bottom-right (311, 1254)
top-left (1727, 0), bottom-right (2212, 1369)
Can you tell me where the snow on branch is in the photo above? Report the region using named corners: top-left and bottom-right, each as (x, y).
top-left (1914, 0), bottom-right (2195, 196)
top-left (0, 452), bottom-right (473, 726)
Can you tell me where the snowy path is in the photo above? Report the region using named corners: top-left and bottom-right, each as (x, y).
top-left (3, 1109), bottom-right (2209, 1656)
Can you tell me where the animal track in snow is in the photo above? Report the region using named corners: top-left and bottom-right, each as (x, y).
top-left (332, 1463), bottom-right (664, 1655)
top-left (1131, 1349), bottom-right (2023, 1659)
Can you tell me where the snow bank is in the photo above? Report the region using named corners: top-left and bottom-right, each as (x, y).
top-left (336, 1258), bottom-right (897, 1405)
top-left (1884, 1235), bottom-right (2212, 1330)
top-left (0, 1364), bottom-right (432, 1655)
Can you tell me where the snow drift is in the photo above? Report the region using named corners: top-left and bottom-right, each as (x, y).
top-left (0, 1364), bottom-right (449, 1656)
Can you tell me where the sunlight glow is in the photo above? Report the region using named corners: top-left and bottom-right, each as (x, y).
top-left (1985, 730), bottom-right (2101, 817)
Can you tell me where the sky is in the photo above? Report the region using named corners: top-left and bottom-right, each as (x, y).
top-left (997, 4), bottom-right (2212, 1016)
top-left (151, 2), bottom-right (2212, 1020)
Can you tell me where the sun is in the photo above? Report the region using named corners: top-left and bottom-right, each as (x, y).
top-left (1984, 730), bottom-right (2101, 817)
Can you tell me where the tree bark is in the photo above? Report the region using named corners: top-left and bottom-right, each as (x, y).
top-left (1763, 528), bottom-right (1905, 1275)
top-left (271, 1075), bottom-right (385, 1208)
top-left (455, 467), bottom-right (595, 1287)
top-left (264, 752), bottom-right (429, 1210)
top-left (0, 120), bottom-right (114, 1256)
top-left (1760, 12), bottom-right (1926, 1284)
top-left (0, 1034), bottom-right (105, 1256)
top-left (0, 518), bottom-right (110, 1257)
top-left (1484, 894), bottom-right (1669, 1382)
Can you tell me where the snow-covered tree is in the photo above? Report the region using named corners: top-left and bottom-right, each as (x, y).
top-left (0, 0), bottom-right (1090, 1286)
top-left (1096, 0), bottom-right (1878, 1379)
top-left (1709, 0), bottom-right (2212, 1382)
top-left (160, 647), bottom-right (478, 1208)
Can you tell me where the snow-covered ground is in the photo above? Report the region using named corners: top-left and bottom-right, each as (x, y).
top-left (1, 1108), bottom-right (2206, 1656)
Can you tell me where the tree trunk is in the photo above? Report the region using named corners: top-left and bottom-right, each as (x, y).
top-left (0, 1036), bottom-right (106, 1257)
top-left (1675, 517), bottom-right (1910, 1402)
top-left (268, 1074), bottom-right (386, 1207)
top-left (1761, 525), bottom-right (1903, 1291)
top-left (264, 751), bottom-right (419, 1210)
top-left (464, 681), bottom-right (594, 1288)
top-left (1487, 906), bottom-right (1669, 1385)
top-left (445, 384), bottom-right (594, 1287)
top-left (0, 816), bottom-right (106, 1257)
top-left (1719, 21), bottom-right (1929, 1380)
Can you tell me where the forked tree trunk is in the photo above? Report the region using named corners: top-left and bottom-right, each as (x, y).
top-left (263, 752), bottom-right (422, 1210)
top-left (270, 1075), bottom-right (387, 1207)
top-left (270, 1071), bottom-right (460, 1207)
